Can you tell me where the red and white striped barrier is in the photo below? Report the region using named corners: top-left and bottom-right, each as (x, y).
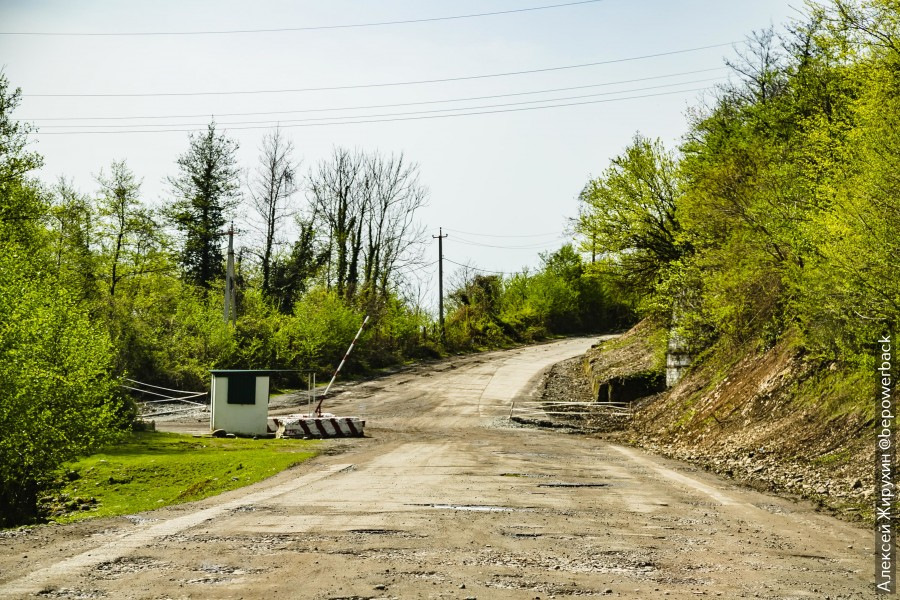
top-left (268, 414), bottom-right (365, 438)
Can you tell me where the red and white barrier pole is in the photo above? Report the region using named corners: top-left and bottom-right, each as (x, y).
top-left (315, 315), bottom-right (369, 416)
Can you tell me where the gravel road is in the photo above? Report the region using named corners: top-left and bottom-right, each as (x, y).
top-left (0, 337), bottom-right (876, 599)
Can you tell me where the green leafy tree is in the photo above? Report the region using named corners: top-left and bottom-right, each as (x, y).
top-left (48, 178), bottom-right (96, 300)
top-left (576, 135), bottom-right (685, 297)
top-left (0, 70), bottom-right (45, 248)
top-left (167, 121), bottom-right (241, 288)
top-left (0, 251), bottom-right (124, 525)
top-left (96, 160), bottom-right (166, 298)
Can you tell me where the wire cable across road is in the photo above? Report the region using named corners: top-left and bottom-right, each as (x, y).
top-left (0, 1), bottom-right (607, 36)
top-left (22, 44), bottom-right (734, 97)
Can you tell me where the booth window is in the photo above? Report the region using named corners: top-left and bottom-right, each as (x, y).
top-left (227, 373), bottom-right (256, 405)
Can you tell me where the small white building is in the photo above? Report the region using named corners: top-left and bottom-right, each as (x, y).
top-left (209, 370), bottom-right (272, 436)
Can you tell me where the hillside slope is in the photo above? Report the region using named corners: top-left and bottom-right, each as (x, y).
top-left (584, 321), bottom-right (873, 521)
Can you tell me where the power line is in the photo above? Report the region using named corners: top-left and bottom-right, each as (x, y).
top-left (22, 43), bottom-right (735, 98)
top-left (396, 260), bottom-right (438, 274)
top-left (443, 227), bottom-right (562, 238)
top-left (1, 1), bottom-right (606, 37)
top-left (24, 68), bottom-right (727, 122)
top-left (451, 235), bottom-right (568, 250)
top-left (34, 78), bottom-right (723, 130)
top-left (31, 87), bottom-right (712, 135)
top-left (445, 258), bottom-right (511, 276)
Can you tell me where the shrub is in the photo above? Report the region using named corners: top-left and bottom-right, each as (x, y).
top-left (0, 250), bottom-right (125, 526)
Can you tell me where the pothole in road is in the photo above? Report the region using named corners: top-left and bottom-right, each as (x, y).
top-left (36, 588), bottom-right (106, 599)
top-left (199, 563), bottom-right (259, 575)
top-left (94, 556), bottom-right (169, 579)
top-left (500, 472), bottom-right (552, 478)
top-left (484, 576), bottom-right (597, 595)
top-left (502, 531), bottom-right (543, 538)
top-left (230, 503), bottom-right (287, 515)
top-left (398, 569), bottom-right (447, 582)
top-left (348, 528), bottom-right (425, 539)
top-left (537, 482), bottom-right (609, 488)
top-left (181, 563), bottom-right (263, 585)
top-left (121, 515), bottom-right (158, 525)
top-left (416, 503), bottom-right (527, 512)
top-left (466, 547), bottom-right (656, 575)
top-left (161, 532), bottom-right (303, 555)
top-left (492, 451), bottom-right (556, 458)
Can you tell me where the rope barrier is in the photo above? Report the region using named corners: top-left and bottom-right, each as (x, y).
top-left (124, 378), bottom-right (201, 395)
top-left (122, 378), bottom-right (208, 417)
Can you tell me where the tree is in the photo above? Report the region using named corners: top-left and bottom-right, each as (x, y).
top-left (0, 70), bottom-right (45, 248)
top-left (576, 134), bottom-right (684, 294)
top-left (167, 121), bottom-right (241, 288)
top-left (307, 148), bottom-right (427, 304)
top-left (0, 251), bottom-right (124, 526)
top-left (49, 178), bottom-right (96, 300)
top-left (0, 72), bottom-right (125, 525)
top-left (446, 272), bottom-right (506, 347)
top-left (270, 215), bottom-right (328, 314)
top-left (308, 148), bottom-right (364, 299)
top-left (96, 161), bottom-right (165, 297)
top-left (361, 152), bottom-right (427, 304)
top-left (249, 128), bottom-right (298, 298)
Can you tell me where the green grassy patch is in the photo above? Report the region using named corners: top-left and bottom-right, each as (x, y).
top-left (46, 432), bottom-right (318, 523)
top-left (811, 447), bottom-right (853, 466)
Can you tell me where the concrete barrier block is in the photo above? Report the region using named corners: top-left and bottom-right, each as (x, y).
top-left (270, 414), bottom-right (365, 439)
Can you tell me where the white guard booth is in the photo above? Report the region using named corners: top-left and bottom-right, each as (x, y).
top-left (209, 369), bottom-right (272, 436)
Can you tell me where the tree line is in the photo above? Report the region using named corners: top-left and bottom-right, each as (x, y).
top-left (0, 71), bottom-right (626, 525)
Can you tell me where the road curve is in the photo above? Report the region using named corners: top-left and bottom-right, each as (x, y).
top-left (0, 337), bottom-right (875, 599)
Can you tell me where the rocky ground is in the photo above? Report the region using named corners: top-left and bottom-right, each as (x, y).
top-left (538, 342), bottom-right (872, 524)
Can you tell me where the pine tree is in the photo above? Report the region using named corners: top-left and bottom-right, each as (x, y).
top-left (167, 121), bottom-right (241, 288)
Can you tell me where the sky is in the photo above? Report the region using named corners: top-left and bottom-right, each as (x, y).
top-left (0, 0), bottom-right (800, 306)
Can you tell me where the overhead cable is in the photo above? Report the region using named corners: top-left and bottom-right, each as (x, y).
top-left (31, 87), bottom-right (711, 135)
top-left (34, 79), bottom-right (722, 130)
top-left (0, 1), bottom-right (606, 36)
top-left (443, 227), bottom-right (562, 238)
top-left (22, 43), bottom-right (735, 97)
top-left (450, 235), bottom-right (568, 250)
top-left (24, 68), bottom-right (726, 122)
top-left (444, 258), bottom-right (510, 276)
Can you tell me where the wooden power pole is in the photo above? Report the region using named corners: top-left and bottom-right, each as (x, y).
top-left (433, 227), bottom-right (448, 342)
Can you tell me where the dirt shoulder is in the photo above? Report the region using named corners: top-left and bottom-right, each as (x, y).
top-left (542, 322), bottom-right (873, 524)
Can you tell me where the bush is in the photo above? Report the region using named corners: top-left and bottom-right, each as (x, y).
top-left (0, 250), bottom-right (125, 526)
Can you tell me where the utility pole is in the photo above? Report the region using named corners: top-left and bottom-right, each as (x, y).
top-left (224, 222), bottom-right (236, 324)
top-left (433, 227), bottom-right (448, 342)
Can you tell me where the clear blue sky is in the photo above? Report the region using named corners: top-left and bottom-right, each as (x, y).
top-left (0, 0), bottom-right (799, 304)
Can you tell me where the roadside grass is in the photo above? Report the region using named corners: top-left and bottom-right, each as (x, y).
top-left (47, 432), bottom-right (318, 523)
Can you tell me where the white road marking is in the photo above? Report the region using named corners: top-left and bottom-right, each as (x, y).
top-left (610, 445), bottom-right (754, 508)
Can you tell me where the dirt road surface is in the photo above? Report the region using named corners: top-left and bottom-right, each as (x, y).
top-left (0, 337), bottom-right (876, 599)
